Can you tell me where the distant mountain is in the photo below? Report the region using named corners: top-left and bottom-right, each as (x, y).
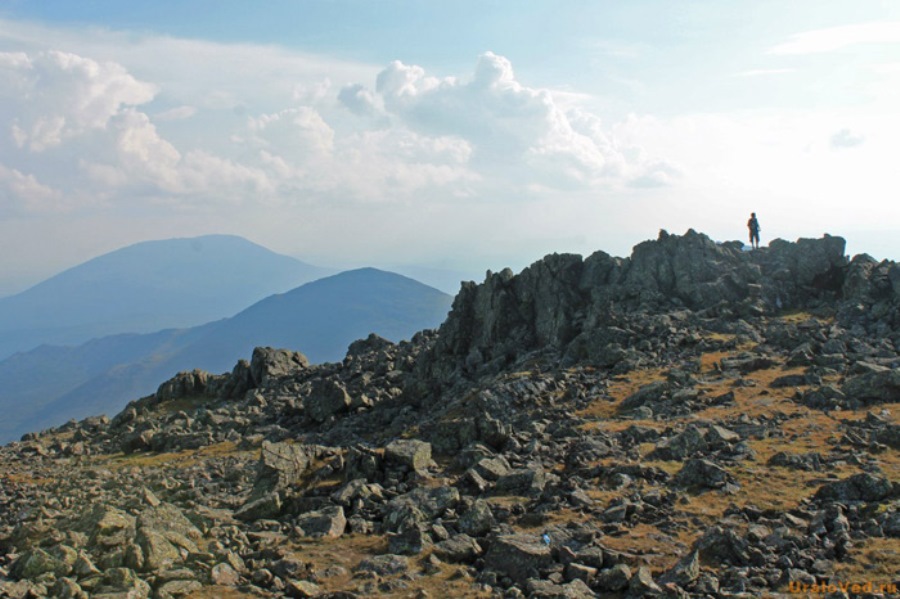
top-left (0, 268), bottom-right (452, 443)
top-left (0, 235), bottom-right (332, 360)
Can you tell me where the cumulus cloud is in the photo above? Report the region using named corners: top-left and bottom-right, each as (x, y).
top-left (0, 49), bottom-right (276, 206)
top-left (0, 50), bottom-right (156, 151)
top-left (0, 163), bottom-right (61, 215)
top-left (830, 128), bottom-right (865, 149)
top-left (1, 41), bottom-right (678, 222)
top-left (247, 106), bottom-right (335, 158)
top-left (361, 52), bottom-right (676, 189)
top-left (338, 83), bottom-right (378, 115)
top-left (88, 109), bottom-right (273, 200)
top-left (292, 78), bottom-right (332, 105)
top-left (331, 128), bottom-right (477, 200)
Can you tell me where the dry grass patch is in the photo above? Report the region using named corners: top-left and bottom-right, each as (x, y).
top-left (637, 458), bottom-right (685, 477)
top-left (158, 395), bottom-right (215, 415)
top-left (776, 311), bottom-right (835, 325)
top-left (576, 367), bottom-right (667, 421)
top-left (599, 522), bottom-right (698, 572)
top-left (585, 488), bottom-right (634, 506)
top-left (103, 441), bottom-right (248, 470)
top-left (187, 588), bottom-right (258, 599)
top-left (700, 332), bottom-right (737, 343)
top-left (486, 495), bottom-right (531, 511)
top-left (834, 537), bottom-right (900, 586)
top-left (1, 472), bottom-right (54, 486)
top-left (587, 418), bottom-right (667, 435)
top-left (289, 534), bottom-right (387, 589)
top-left (282, 534), bottom-right (493, 598)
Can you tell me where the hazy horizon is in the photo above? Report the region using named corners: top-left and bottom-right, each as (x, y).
top-left (2, 1), bottom-right (900, 296)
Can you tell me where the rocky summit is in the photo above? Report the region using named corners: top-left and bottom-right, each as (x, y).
top-left (1, 229), bottom-right (898, 599)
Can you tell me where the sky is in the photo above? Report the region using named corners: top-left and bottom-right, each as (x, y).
top-left (1, 0), bottom-right (899, 295)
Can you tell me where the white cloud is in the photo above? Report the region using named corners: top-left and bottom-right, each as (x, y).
top-left (155, 105), bottom-right (197, 121)
top-left (292, 79), bottom-right (332, 105)
top-left (331, 128), bottom-right (477, 201)
top-left (769, 21), bottom-right (900, 55)
top-left (102, 109), bottom-right (273, 200)
top-left (0, 23), bottom-right (697, 287)
top-left (364, 52), bottom-right (675, 190)
top-left (338, 83), bottom-right (378, 115)
top-left (0, 50), bottom-right (156, 151)
top-left (0, 163), bottom-right (62, 215)
top-left (247, 106), bottom-right (335, 158)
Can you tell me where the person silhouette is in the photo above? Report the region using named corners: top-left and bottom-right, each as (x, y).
top-left (747, 212), bottom-right (761, 249)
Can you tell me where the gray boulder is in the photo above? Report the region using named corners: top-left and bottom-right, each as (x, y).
top-left (459, 499), bottom-right (495, 537)
top-left (252, 441), bottom-right (319, 497)
top-left (250, 346), bottom-right (309, 386)
top-left (674, 458), bottom-right (735, 490)
top-left (649, 425), bottom-right (708, 460)
top-left (660, 550), bottom-right (700, 586)
top-left (595, 563), bottom-right (632, 592)
top-left (434, 534), bottom-right (483, 563)
top-left (355, 554), bottom-right (410, 576)
top-left (235, 491), bottom-right (282, 521)
top-left (876, 425), bottom-right (900, 449)
top-left (842, 368), bottom-right (900, 404)
top-left (814, 473), bottom-right (894, 503)
top-left (155, 369), bottom-right (212, 402)
top-left (384, 439), bottom-right (433, 473)
top-left (629, 565), bottom-right (662, 596)
top-left (11, 547), bottom-right (74, 579)
top-left (305, 379), bottom-right (352, 422)
top-left (619, 381), bottom-right (669, 413)
top-left (483, 533), bottom-right (553, 585)
top-left (294, 506), bottom-right (346, 539)
top-left (135, 528), bottom-right (180, 571)
top-left (75, 504), bottom-right (136, 549)
top-left (495, 464), bottom-right (547, 495)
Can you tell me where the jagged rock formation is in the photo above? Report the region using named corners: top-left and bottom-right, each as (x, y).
top-left (1, 230), bottom-right (898, 598)
top-left (418, 229), bottom-right (848, 387)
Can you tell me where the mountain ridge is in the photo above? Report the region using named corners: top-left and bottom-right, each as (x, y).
top-left (0, 234), bottom-right (332, 359)
top-left (0, 267), bottom-right (452, 443)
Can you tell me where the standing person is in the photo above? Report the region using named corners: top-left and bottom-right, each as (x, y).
top-left (747, 212), bottom-right (761, 249)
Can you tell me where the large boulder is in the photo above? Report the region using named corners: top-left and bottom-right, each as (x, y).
top-left (75, 504), bottom-right (136, 550)
top-left (814, 473), bottom-right (895, 503)
top-left (384, 439), bottom-right (433, 474)
top-left (250, 347), bottom-right (309, 386)
top-left (842, 368), bottom-right (900, 404)
top-left (155, 369), bottom-right (212, 402)
top-left (674, 458), bottom-right (735, 490)
top-left (235, 492), bottom-right (282, 522)
top-left (649, 425), bottom-right (708, 460)
top-left (249, 441), bottom-right (320, 498)
top-left (434, 534), bottom-right (483, 563)
top-left (294, 506), bottom-right (347, 539)
top-left (305, 379), bottom-right (352, 422)
top-left (483, 534), bottom-right (553, 585)
top-left (10, 546), bottom-right (75, 579)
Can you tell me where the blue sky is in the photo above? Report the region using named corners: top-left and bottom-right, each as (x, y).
top-left (1, 1), bottom-right (899, 294)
